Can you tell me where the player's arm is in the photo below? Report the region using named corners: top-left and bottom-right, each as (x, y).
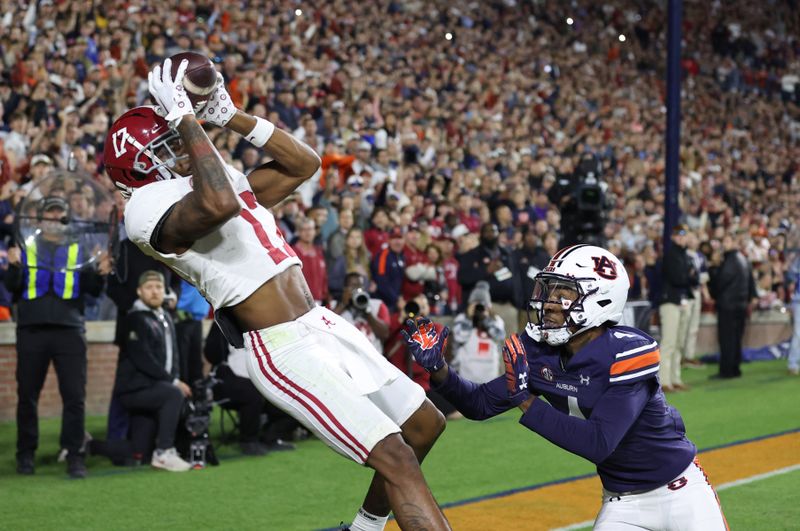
top-left (196, 76), bottom-right (320, 208)
top-left (147, 60), bottom-right (241, 254)
top-left (402, 317), bottom-right (521, 419)
top-left (519, 380), bottom-right (652, 464)
top-left (225, 111), bottom-right (320, 208)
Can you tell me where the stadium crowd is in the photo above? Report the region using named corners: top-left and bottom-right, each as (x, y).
top-left (2, 0), bottom-right (800, 473)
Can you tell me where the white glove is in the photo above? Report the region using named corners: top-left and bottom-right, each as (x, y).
top-left (148, 58), bottom-right (194, 128)
top-left (196, 72), bottom-right (236, 127)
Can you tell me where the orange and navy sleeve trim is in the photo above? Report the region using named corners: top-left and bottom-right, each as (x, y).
top-left (609, 340), bottom-right (660, 383)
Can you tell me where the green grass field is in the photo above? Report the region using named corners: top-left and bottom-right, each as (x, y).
top-left (1, 360), bottom-right (798, 530)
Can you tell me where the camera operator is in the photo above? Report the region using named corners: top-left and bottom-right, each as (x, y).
top-left (113, 271), bottom-right (192, 472)
top-left (548, 152), bottom-right (609, 247)
top-left (450, 281), bottom-right (506, 383)
top-left (333, 272), bottom-right (390, 354)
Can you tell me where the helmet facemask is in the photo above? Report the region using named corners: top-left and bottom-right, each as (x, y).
top-left (526, 273), bottom-right (598, 346)
top-left (133, 130), bottom-right (188, 180)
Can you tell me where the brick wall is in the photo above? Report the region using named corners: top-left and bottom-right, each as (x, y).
top-left (0, 343), bottom-right (120, 422)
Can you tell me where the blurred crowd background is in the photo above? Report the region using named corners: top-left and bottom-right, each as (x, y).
top-left (1, 0), bottom-right (799, 322)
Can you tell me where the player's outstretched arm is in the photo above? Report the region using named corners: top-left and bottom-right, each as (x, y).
top-left (226, 111), bottom-right (321, 208)
top-left (194, 75), bottom-right (320, 208)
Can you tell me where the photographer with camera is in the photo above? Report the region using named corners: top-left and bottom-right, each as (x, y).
top-left (113, 271), bottom-right (192, 472)
top-left (450, 281), bottom-right (506, 383)
top-left (334, 272), bottom-right (391, 355)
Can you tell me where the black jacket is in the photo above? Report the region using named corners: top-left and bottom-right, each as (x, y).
top-left (709, 250), bottom-right (756, 311)
top-left (660, 243), bottom-right (698, 305)
top-left (114, 301), bottom-right (180, 395)
top-left (514, 246), bottom-right (551, 303)
top-left (458, 244), bottom-right (523, 308)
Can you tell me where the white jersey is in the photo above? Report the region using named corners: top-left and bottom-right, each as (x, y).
top-left (124, 165), bottom-right (301, 309)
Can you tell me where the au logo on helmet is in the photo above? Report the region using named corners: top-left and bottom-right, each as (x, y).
top-left (591, 255), bottom-right (618, 279)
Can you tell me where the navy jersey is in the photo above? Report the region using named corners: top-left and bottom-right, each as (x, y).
top-left (435, 325), bottom-right (696, 493)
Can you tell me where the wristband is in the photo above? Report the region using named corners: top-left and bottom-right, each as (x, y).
top-left (245, 116), bottom-right (275, 147)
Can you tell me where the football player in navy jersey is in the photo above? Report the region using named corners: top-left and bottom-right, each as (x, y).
top-left (404, 245), bottom-right (728, 530)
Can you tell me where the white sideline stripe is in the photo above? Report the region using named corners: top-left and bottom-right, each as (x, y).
top-left (615, 340), bottom-right (658, 359)
top-left (550, 463), bottom-right (800, 531)
top-left (608, 365), bottom-right (659, 382)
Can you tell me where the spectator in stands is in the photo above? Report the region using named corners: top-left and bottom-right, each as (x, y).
top-left (458, 222), bottom-right (522, 333)
top-left (364, 207), bottom-right (391, 258)
top-left (175, 279), bottom-right (210, 386)
top-left (291, 218), bottom-right (328, 305)
top-left (658, 225), bottom-right (698, 391)
top-left (514, 227), bottom-right (551, 329)
top-left (325, 207), bottom-right (355, 299)
top-left (203, 324), bottom-right (297, 455)
top-left (436, 235), bottom-right (462, 315)
top-left (114, 271), bottom-right (192, 472)
top-left (371, 226), bottom-right (406, 311)
top-left (8, 196), bottom-right (111, 478)
top-left (334, 272), bottom-right (390, 355)
top-left (709, 235), bottom-right (757, 379)
top-left (450, 281), bottom-right (506, 384)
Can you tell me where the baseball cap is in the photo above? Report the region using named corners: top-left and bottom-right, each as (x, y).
top-left (31, 154), bottom-right (53, 167)
top-left (138, 270), bottom-right (165, 287)
top-left (389, 227), bottom-right (404, 239)
top-left (357, 140), bottom-right (372, 151)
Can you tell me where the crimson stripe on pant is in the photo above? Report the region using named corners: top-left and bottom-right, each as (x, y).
top-left (248, 331), bottom-right (370, 462)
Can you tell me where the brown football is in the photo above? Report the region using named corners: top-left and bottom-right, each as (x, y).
top-left (168, 51), bottom-right (218, 111)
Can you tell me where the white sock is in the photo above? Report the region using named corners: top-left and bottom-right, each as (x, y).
top-left (349, 507), bottom-right (389, 531)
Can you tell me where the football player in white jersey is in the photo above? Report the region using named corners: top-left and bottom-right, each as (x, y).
top-left (103, 58), bottom-right (451, 531)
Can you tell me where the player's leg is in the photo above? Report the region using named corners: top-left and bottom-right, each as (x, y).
top-left (357, 381), bottom-right (446, 523)
top-left (245, 326), bottom-right (450, 530)
top-left (364, 432), bottom-right (451, 531)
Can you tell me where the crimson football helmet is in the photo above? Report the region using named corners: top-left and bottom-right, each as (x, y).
top-left (103, 106), bottom-right (187, 197)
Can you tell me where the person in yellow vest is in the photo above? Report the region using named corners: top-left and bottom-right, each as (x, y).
top-left (6, 195), bottom-right (112, 478)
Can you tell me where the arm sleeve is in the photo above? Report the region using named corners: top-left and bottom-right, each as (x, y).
top-left (519, 380), bottom-right (652, 464)
top-left (433, 369), bottom-right (520, 420)
top-left (124, 314), bottom-right (172, 382)
top-left (80, 270), bottom-right (106, 298)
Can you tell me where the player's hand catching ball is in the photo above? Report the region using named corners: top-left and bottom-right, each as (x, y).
top-left (196, 72), bottom-right (236, 127)
top-left (503, 337), bottom-right (531, 402)
top-left (401, 316), bottom-right (449, 373)
top-left (148, 58), bottom-right (195, 128)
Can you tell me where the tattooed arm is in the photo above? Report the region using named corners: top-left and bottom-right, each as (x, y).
top-left (224, 111), bottom-right (321, 209)
top-left (155, 117), bottom-right (241, 254)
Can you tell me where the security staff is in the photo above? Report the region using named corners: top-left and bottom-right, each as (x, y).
top-left (7, 196), bottom-right (111, 478)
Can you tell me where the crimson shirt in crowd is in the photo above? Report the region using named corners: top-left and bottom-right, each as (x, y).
top-left (364, 227), bottom-right (389, 258)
